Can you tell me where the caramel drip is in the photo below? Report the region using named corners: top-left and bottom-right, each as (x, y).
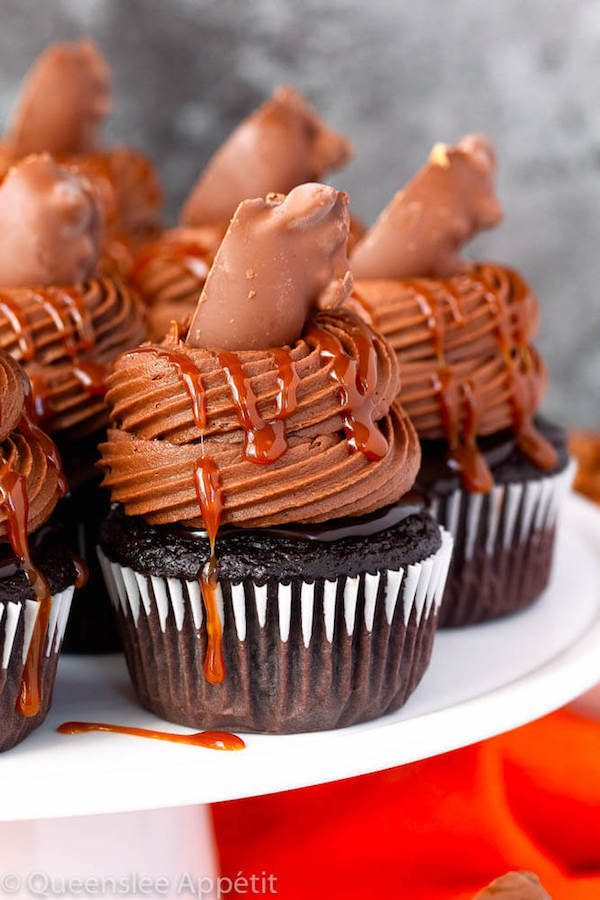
top-left (407, 280), bottom-right (494, 492)
top-left (16, 413), bottom-right (71, 716)
top-left (216, 351), bottom-right (288, 465)
top-left (27, 374), bottom-right (52, 425)
top-left (128, 347), bottom-right (206, 430)
top-left (194, 454), bottom-right (223, 545)
top-left (0, 453), bottom-right (50, 717)
top-left (478, 273), bottom-right (557, 472)
top-left (193, 454), bottom-right (225, 685)
top-left (57, 721), bottom-right (245, 750)
top-left (0, 462), bottom-right (49, 604)
top-left (125, 347), bottom-right (225, 684)
top-left (271, 348), bottom-right (300, 420)
top-left (195, 349), bottom-right (299, 682)
top-left (304, 313), bottom-right (388, 460)
top-left (0, 373), bottom-right (71, 715)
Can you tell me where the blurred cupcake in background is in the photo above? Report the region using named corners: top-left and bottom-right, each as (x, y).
top-left (0, 40), bottom-right (163, 276)
top-left (98, 183), bottom-right (452, 733)
top-left (350, 136), bottom-right (573, 627)
top-left (132, 86), bottom-right (361, 340)
top-left (569, 431), bottom-right (600, 505)
top-left (0, 351), bottom-right (82, 751)
top-left (0, 153), bottom-right (146, 651)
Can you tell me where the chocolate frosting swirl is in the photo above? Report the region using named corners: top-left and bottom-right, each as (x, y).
top-left (354, 263), bottom-right (556, 490)
top-left (99, 309), bottom-right (420, 527)
top-left (131, 225), bottom-right (224, 341)
top-left (0, 276), bottom-right (146, 437)
top-left (355, 263), bottom-right (546, 437)
top-left (0, 351), bottom-right (63, 537)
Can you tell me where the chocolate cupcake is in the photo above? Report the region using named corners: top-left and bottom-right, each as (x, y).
top-left (0, 153), bottom-right (146, 651)
top-left (0, 40), bottom-right (163, 276)
top-left (351, 136), bottom-right (573, 627)
top-left (0, 351), bottom-right (82, 751)
top-left (98, 183), bottom-right (452, 733)
top-left (132, 86), bottom-right (362, 340)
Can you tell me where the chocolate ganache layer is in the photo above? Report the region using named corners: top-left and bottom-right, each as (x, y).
top-left (101, 503), bottom-right (440, 582)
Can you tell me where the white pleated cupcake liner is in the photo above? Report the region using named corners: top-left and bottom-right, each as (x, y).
top-left (97, 528), bottom-right (453, 733)
top-left (429, 460), bottom-right (575, 626)
top-left (0, 586), bottom-right (75, 752)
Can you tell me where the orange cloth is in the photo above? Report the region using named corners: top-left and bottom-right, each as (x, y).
top-left (212, 709), bottom-right (600, 899)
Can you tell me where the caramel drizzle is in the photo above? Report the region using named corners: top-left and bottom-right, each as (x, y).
top-left (128, 346), bottom-right (207, 429)
top-left (477, 269), bottom-right (557, 472)
top-left (0, 412), bottom-right (68, 717)
top-left (57, 721), bottom-right (245, 750)
top-left (193, 454), bottom-right (225, 684)
top-left (271, 348), bottom-right (301, 420)
top-left (304, 313), bottom-right (388, 461)
top-left (407, 279), bottom-right (494, 493)
top-left (0, 362), bottom-right (76, 716)
top-left (216, 351), bottom-right (293, 465)
top-left (0, 286), bottom-right (106, 425)
top-left (409, 268), bottom-right (557, 492)
top-left (193, 347), bottom-right (299, 683)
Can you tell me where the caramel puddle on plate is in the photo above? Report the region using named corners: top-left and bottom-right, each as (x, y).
top-left (57, 721), bottom-right (245, 751)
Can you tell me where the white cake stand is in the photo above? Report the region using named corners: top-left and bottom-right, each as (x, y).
top-left (1, 492), bottom-right (599, 896)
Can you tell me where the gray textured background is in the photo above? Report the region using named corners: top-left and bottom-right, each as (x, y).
top-left (0, 0), bottom-right (598, 424)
